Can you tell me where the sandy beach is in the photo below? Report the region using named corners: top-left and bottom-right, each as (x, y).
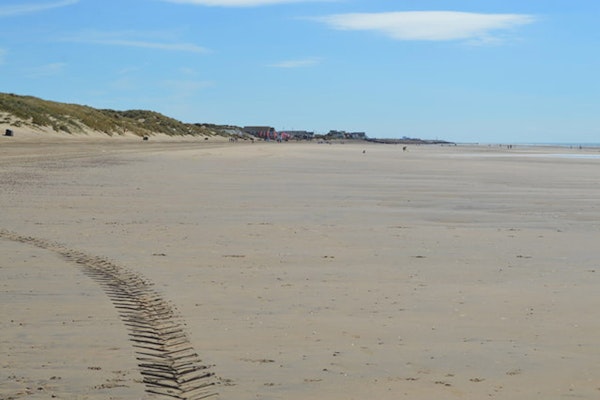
top-left (1, 136), bottom-right (599, 399)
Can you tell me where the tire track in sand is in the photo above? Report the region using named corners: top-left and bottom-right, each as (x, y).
top-left (0, 229), bottom-right (218, 400)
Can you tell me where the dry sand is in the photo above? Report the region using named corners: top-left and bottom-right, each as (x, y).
top-left (1, 135), bottom-right (599, 399)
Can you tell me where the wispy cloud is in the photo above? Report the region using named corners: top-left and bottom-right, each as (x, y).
top-left (268, 57), bottom-right (322, 68)
top-left (117, 65), bottom-right (144, 76)
top-left (0, 0), bottom-right (78, 17)
top-left (91, 39), bottom-right (208, 53)
top-left (61, 31), bottom-right (209, 54)
top-left (25, 62), bottom-right (67, 78)
top-left (163, 0), bottom-right (320, 6)
top-left (163, 79), bottom-right (214, 94)
top-left (162, 66), bottom-right (214, 97)
top-left (313, 11), bottom-right (535, 43)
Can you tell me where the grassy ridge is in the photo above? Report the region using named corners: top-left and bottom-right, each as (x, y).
top-left (0, 92), bottom-right (238, 137)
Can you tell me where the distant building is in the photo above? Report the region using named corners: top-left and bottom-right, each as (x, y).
top-left (347, 131), bottom-right (367, 140)
top-left (326, 130), bottom-right (345, 139)
top-left (326, 130), bottom-right (367, 140)
top-left (243, 126), bottom-right (279, 140)
top-left (279, 130), bottom-right (314, 140)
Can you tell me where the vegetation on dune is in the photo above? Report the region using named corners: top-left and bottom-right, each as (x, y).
top-left (0, 92), bottom-right (239, 137)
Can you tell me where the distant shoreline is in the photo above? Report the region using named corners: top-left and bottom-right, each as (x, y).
top-left (457, 142), bottom-right (600, 149)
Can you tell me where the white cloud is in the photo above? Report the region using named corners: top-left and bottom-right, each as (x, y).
top-left (61, 31), bottom-right (209, 54)
top-left (25, 62), bottom-right (67, 78)
top-left (164, 0), bottom-right (317, 6)
top-left (269, 57), bottom-right (321, 68)
top-left (314, 11), bottom-right (535, 43)
top-left (0, 0), bottom-right (78, 17)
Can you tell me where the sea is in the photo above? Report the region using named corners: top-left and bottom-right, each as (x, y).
top-left (518, 143), bottom-right (600, 148)
top-left (455, 142), bottom-right (600, 159)
top-left (516, 143), bottom-right (600, 159)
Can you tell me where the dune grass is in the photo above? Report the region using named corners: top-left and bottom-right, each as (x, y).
top-left (0, 92), bottom-right (237, 137)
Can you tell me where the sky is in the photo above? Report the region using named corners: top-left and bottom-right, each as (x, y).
top-left (1, 0), bottom-right (599, 143)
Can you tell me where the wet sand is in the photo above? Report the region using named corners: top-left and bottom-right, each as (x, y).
top-left (1, 137), bottom-right (600, 399)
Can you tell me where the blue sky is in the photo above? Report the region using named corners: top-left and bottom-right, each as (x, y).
top-left (1, 0), bottom-right (598, 143)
